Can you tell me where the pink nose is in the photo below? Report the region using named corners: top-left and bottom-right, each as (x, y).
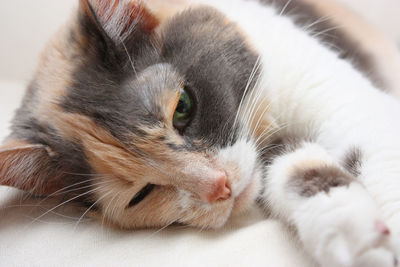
top-left (203, 171), bottom-right (231, 203)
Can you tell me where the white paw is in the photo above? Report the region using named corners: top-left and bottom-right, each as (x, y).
top-left (318, 222), bottom-right (398, 267)
top-left (294, 183), bottom-right (399, 267)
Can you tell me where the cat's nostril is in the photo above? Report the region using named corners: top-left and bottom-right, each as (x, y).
top-left (205, 171), bottom-right (231, 203)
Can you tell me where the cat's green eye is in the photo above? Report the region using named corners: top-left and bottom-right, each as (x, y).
top-left (173, 88), bottom-right (194, 130)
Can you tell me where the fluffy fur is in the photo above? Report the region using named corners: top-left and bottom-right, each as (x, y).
top-left (1, 0), bottom-right (400, 266)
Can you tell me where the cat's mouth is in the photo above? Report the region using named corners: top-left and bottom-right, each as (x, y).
top-left (214, 139), bottom-right (262, 215)
top-left (231, 172), bottom-right (260, 214)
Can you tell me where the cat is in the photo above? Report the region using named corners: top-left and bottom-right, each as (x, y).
top-left (1, 0), bottom-right (400, 266)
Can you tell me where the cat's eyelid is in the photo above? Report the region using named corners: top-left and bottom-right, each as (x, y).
top-left (126, 184), bottom-right (156, 208)
top-left (166, 87), bottom-right (183, 123)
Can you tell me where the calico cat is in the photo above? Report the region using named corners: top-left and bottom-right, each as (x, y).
top-left (1, 0), bottom-right (400, 266)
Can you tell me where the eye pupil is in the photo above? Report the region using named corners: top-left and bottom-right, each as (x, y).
top-left (176, 100), bottom-right (187, 114)
top-left (173, 87), bottom-right (194, 130)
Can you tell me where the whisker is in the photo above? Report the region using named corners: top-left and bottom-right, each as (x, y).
top-left (145, 221), bottom-right (176, 239)
top-left (27, 186), bottom-right (107, 226)
top-left (302, 16), bottom-right (331, 32)
top-left (33, 179), bottom-right (113, 208)
top-left (255, 123), bottom-right (290, 149)
top-left (312, 25), bottom-right (343, 38)
top-left (231, 56), bottom-right (261, 141)
top-left (243, 76), bottom-right (265, 138)
top-left (120, 38), bottom-right (137, 76)
top-left (73, 192), bottom-right (112, 231)
top-left (101, 190), bottom-right (118, 227)
top-left (279, 0), bottom-right (293, 16)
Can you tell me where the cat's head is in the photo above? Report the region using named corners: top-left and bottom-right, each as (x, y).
top-left (0, 0), bottom-right (270, 229)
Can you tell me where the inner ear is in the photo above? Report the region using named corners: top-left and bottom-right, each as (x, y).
top-left (76, 0), bottom-right (160, 68)
top-left (0, 141), bottom-right (63, 196)
top-left (78, 0), bottom-right (159, 45)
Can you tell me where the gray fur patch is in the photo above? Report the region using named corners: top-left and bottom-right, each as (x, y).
top-left (160, 7), bottom-right (259, 147)
top-left (343, 147), bottom-right (363, 177)
top-left (289, 165), bottom-right (355, 197)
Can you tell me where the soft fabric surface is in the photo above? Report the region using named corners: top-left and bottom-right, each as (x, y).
top-left (0, 81), bottom-right (316, 266)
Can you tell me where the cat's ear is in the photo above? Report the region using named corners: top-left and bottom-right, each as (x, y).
top-left (77, 0), bottom-right (159, 47)
top-left (0, 141), bottom-right (62, 196)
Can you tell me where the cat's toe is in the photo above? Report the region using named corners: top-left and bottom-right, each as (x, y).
top-left (355, 247), bottom-right (398, 267)
top-left (355, 223), bottom-right (400, 267)
top-left (319, 222), bottom-right (399, 267)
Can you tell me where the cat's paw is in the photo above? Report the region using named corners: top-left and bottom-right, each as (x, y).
top-left (354, 245), bottom-right (399, 267)
top-left (295, 183), bottom-right (399, 267)
top-left (317, 222), bottom-right (399, 267)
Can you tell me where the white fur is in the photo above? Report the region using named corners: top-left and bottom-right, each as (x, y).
top-left (217, 139), bottom-right (258, 198)
top-left (192, 0), bottom-right (400, 265)
top-left (265, 142), bottom-right (398, 267)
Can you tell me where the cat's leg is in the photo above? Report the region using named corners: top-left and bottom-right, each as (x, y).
top-left (261, 141), bottom-right (399, 267)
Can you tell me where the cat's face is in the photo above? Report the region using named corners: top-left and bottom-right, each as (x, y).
top-left (0, 0), bottom-right (269, 229)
